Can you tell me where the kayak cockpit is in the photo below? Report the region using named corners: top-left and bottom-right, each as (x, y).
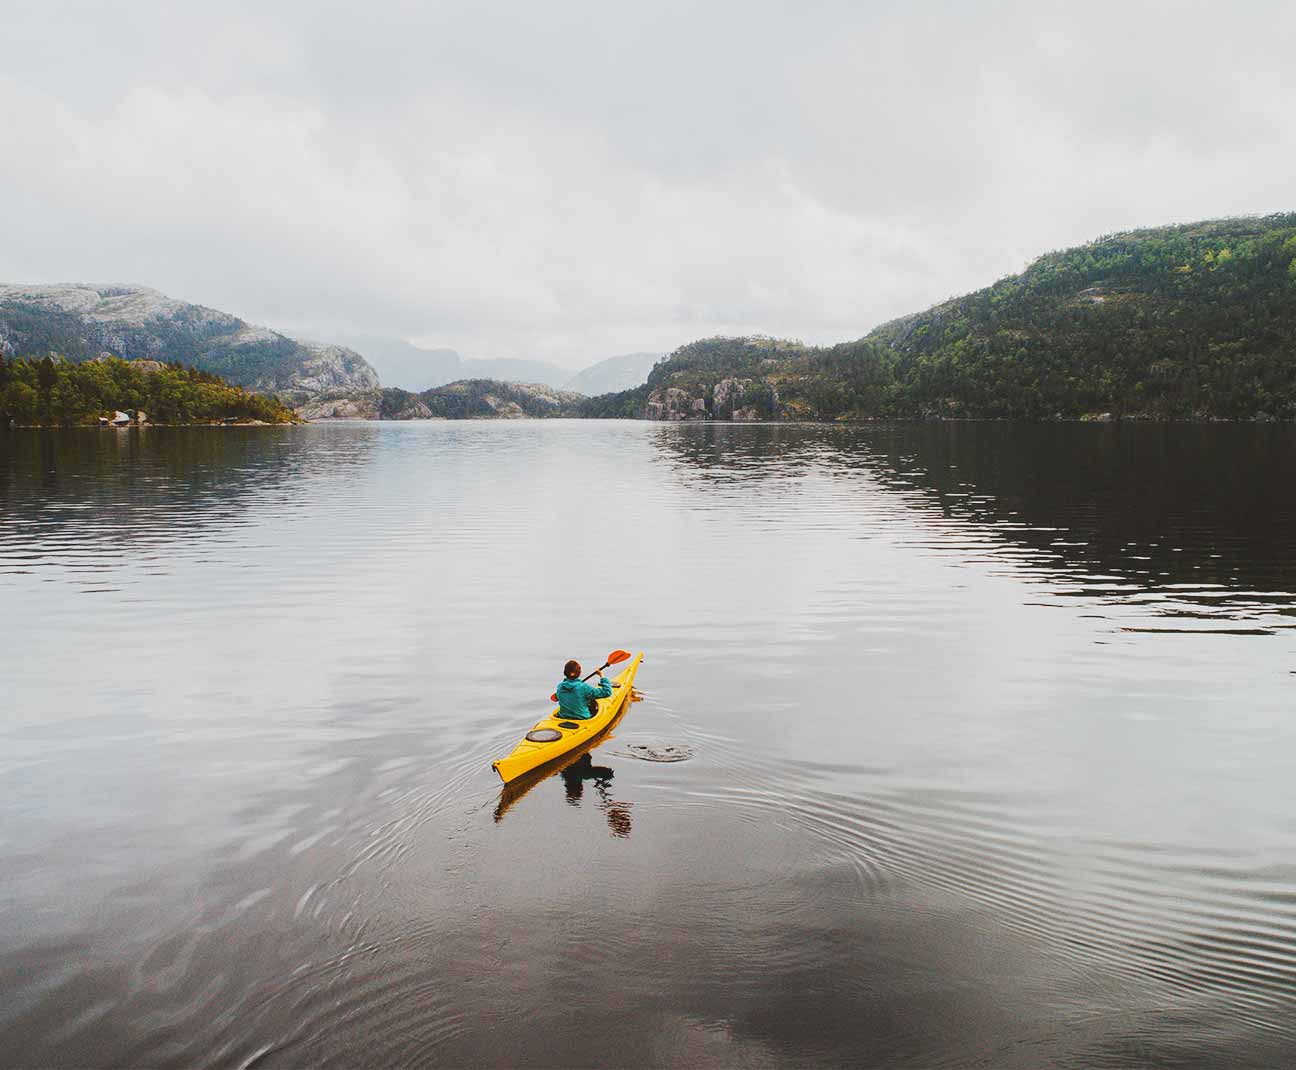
top-left (491, 652), bottom-right (643, 785)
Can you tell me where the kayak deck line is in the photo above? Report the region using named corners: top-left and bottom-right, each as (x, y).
top-left (492, 651), bottom-right (644, 785)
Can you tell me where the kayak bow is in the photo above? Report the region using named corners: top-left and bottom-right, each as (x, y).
top-left (492, 652), bottom-right (643, 784)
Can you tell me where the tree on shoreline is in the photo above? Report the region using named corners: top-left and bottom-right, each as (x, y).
top-left (0, 355), bottom-right (295, 426)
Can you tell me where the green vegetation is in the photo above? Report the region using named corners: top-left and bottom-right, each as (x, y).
top-left (583, 213), bottom-right (1296, 421)
top-left (871, 212), bottom-right (1296, 420)
top-left (0, 356), bottom-right (296, 426)
top-left (577, 386), bottom-right (646, 419)
top-left (376, 388), bottom-right (426, 419)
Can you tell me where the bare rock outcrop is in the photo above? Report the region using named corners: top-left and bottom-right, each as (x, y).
top-left (712, 376), bottom-right (755, 419)
top-left (281, 344), bottom-right (380, 404)
top-left (646, 386), bottom-right (706, 420)
top-left (294, 392), bottom-right (382, 420)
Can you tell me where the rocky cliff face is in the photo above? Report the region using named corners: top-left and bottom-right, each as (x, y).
top-left (0, 283), bottom-right (379, 403)
top-left (294, 392), bottom-right (383, 421)
top-left (286, 344), bottom-right (381, 404)
top-left (295, 388), bottom-right (437, 421)
top-left (644, 374), bottom-right (778, 421)
top-left (645, 386), bottom-right (706, 420)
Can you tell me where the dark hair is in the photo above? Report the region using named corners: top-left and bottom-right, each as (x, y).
top-left (564, 660), bottom-right (581, 679)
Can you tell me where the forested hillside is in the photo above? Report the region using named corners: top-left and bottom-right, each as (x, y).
top-left (0, 356), bottom-right (296, 425)
top-left (583, 214), bottom-right (1296, 421)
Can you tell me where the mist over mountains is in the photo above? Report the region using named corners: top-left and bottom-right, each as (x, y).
top-left (340, 335), bottom-right (568, 391)
top-left (7, 211), bottom-right (1295, 424)
top-left (342, 335), bottom-right (663, 395)
top-left (562, 352), bottom-right (663, 396)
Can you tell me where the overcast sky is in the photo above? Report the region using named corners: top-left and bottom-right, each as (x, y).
top-left (3, 1), bottom-right (1293, 367)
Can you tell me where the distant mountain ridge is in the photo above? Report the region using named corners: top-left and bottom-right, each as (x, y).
top-left (340, 335), bottom-right (570, 391)
top-left (342, 335), bottom-right (664, 395)
top-left (0, 284), bottom-right (378, 404)
top-left (562, 352), bottom-right (664, 395)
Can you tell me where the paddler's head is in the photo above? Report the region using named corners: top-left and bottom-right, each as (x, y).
top-left (564, 660), bottom-right (581, 679)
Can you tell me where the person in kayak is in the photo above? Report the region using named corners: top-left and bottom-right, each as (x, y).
top-left (556, 659), bottom-right (613, 720)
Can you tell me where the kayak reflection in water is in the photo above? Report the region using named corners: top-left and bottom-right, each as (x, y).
top-left (560, 754), bottom-right (633, 838)
top-left (556, 659), bottom-right (613, 720)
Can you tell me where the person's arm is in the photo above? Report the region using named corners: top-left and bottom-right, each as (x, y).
top-left (590, 675), bottom-right (613, 699)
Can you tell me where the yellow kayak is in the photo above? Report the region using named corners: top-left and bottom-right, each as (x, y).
top-left (492, 652), bottom-right (643, 784)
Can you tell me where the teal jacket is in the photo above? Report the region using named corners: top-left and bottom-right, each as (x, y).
top-left (556, 675), bottom-right (612, 720)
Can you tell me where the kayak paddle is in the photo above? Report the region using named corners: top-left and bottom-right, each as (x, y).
top-left (550, 649), bottom-right (631, 701)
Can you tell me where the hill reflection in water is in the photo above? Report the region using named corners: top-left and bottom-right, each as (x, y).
top-left (650, 420), bottom-right (1296, 632)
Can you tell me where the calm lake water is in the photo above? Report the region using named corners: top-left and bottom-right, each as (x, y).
top-left (2, 420), bottom-right (1295, 1068)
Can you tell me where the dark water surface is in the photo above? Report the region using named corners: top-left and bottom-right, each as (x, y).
top-left (2, 421), bottom-right (1294, 1068)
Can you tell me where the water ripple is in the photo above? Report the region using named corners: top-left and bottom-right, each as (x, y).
top-left (2, 421), bottom-right (1295, 1067)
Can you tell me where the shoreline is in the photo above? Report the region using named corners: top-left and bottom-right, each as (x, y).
top-left (4, 420), bottom-right (293, 429)
top-left (295, 412), bottom-right (1296, 426)
top-left (7, 413), bottom-right (1294, 429)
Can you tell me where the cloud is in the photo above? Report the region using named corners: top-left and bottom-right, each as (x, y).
top-left (2, 0), bottom-right (1293, 366)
